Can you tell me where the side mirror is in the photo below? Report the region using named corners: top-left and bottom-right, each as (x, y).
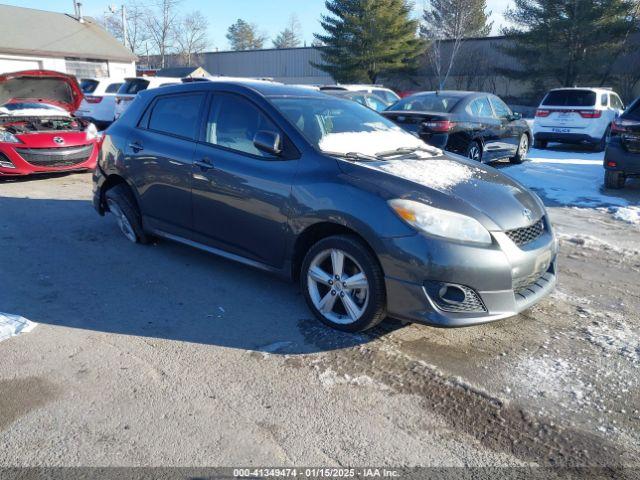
top-left (511, 112), bottom-right (522, 121)
top-left (253, 130), bottom-right (282, 156)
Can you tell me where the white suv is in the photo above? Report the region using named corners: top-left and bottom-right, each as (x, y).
top-left (533, 88), bottom-right (625, 151)
top-left (76, 78), bottom-right (124, 129)
top-left (114, 76), bottom-right (180, 119)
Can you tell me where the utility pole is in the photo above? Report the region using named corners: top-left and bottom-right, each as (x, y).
top-left (121, 5), bottom-right (128, 50)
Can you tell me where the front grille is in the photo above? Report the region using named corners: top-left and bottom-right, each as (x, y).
top-left (506, 218), bottom-right (545, 246)
top-left (15, 145), bottom-right (94, 168)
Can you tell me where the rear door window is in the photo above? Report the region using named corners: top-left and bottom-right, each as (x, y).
top-left (489, 96), bottom-right (512, 118)
top-left (120, 78), bottom-right (150, 95)
top-left (467, 97), bottom-right (494, 118)
top-left (601, 94), bottom-right (608, 107)
top-left (542, 90), bottom-right (596, 107)
top-left (611, 94), bottom-right (624, 110)
top-left (147, 93), bottom-right (205, 140)
top-left (206, 93), bottom-right (281, 158)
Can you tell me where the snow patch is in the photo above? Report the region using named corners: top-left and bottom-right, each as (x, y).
top-left (558, 232), bottom-right (640, 256)
top-left (0, 313), bottom-right (37, 342)
top-left (375, 159), bottom-right (477, 192)
top-left (584, 321), bottom-right (640, 365)
top-left (319, 128), bottom-right (431, 157)
top-left (318, 368), bottom-right (385, 389)
top-left (613, 206), bottom-right (640, 226)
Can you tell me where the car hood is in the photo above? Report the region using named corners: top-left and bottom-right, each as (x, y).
top-left (336, 152), bottom-right (546, 232)
top-left (0, 70), bottom-right (83, 113)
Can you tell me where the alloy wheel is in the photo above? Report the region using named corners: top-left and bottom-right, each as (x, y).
top-left (107, 199), bottom-right (137, 243)
top-left (519, 135), bottom-right (528, 159)
top-left (307, 248), bottom-right (370, 325)
top-left (468, 144), bottom-right (481, 161)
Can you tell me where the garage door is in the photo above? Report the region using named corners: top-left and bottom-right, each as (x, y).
top-left (0, 58), bottom-right (41, 74)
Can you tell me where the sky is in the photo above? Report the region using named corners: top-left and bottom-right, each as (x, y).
top-left (4, 0), bottom-right (513, 51)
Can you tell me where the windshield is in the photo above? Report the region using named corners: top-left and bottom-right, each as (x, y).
top-left (0, 102), bottom-right (68, 115)
top-left (272, 96), bottom-right (429, 157)
top-left (390, 93), bottom-right (461, 113)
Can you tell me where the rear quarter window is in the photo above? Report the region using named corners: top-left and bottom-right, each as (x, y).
top-left (147, 93), bottom-right (205, 140)
top-left (542, 90), bottom-right (596, 107)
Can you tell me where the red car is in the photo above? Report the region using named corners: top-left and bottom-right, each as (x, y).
top-left (0, 70), bottom-right (100, 177)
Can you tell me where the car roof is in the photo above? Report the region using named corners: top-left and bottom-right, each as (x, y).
top-left (404, 90), bottom-right (484, 98)
top-left (142, 79), bottom-right (329, 99)
top-left (547, 87), bottom-right (616, 94)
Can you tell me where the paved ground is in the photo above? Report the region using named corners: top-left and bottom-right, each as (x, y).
top-left (0, 169), bottom-right (639, 468)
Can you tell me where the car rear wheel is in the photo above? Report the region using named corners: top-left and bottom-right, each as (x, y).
top-left (534, 139), bottom-right (547, 149)
top-left (301, 235), bottom-right (386, 332)
top-left (466, 141), bottom-right (482, 162)
top-left (604, 170), bottom-right (626, 189)
top-left (510, 134), bottom-right (529, 164)
top-left (105, 184), bottom-right (149, 244)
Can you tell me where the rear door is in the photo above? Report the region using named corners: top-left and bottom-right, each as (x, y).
top-left (489, 95), bottom-right (520, 156)
top-left (191, 92), bottom-right (298, 268)
top-left (468, 96), bottom-right (503, 160)
top-left (126, 91), bottom-right (205, 234)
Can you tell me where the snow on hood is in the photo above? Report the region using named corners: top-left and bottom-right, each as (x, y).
top-left (374, 158), bottom-right (480, 192)
top-left (318, 123), bottom-right (439, 157)
top-left (0, 70), bottom-right (83, 113)
top-left (0, 103), bottom-right (71, 117)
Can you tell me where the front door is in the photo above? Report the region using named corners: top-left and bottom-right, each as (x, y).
top-left (126, 91), bottom-right (205, 233)
top-left (191, 92), bottom-right (299, 269)
top-left (489, 95), bottom-right (521, 157)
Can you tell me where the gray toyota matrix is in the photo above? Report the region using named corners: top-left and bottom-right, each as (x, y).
top-left (93, 81), bottom-right (558, 332)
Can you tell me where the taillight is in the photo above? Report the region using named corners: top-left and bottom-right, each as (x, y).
top-left (85, 96), bottom-right (103, 104)
top-left (535, 109), bottom-right (550, 117)
top-left (423, 120), bottom-right (455, 132)
top-left (578, 110), bottom-right (602, 119)
top-left (611, 121), bottom-right (628, 134)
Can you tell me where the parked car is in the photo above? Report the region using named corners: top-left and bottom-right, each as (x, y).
top-left (76, 77), bottom-right (124, 129)
top-left (603, 96), bottom-right (640, 189)
top-left (322, 90), bottom-right (390, 112)
top-left (93, 81), bottom-right (557, 332)
top-left (319, 84), bottom-right (400, 105)
top-left (114, 76), bottom-right (180, 119)
top-left (383, 91), bottom-right (531, 164)
top-left (0, 70), bottom-right (100, 177)
top-left (533, 87), bottom-right (625, 151)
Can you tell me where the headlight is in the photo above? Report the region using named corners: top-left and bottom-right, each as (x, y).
top-left (0, 130), bottom-right (20, 143)
top-left (85, 122), bottom-right (99, 141)
top-left (389, 199), bottom-right (492, 245)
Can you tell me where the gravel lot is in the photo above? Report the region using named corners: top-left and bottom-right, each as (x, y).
top-left (1, 156), bottom-right (639, 468)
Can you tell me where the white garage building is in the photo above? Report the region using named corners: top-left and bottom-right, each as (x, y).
top-left (0, 5), bottom-right (136, 78)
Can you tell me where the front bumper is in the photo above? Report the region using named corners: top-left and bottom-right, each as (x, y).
top-left (379, 221), bottom-right (559, 327)
top-left (0, 142), bottom-right (98, 176)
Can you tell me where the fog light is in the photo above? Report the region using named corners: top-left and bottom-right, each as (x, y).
top-left (0, 153), bottom-right (15, 168)
top-left (439, 284), bottom-right (466, 304)
top-left (423, 281), bottom-right (487, 313)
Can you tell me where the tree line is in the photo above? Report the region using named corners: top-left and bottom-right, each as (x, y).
top-left (102, 0), bottom-right (640, 99)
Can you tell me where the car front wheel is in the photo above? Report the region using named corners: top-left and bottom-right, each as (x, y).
top-left (301, 235), bottom-right (386, 332)
top-left (105, 184), bottom-right (149, 244)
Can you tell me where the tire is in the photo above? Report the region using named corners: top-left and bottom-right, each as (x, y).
top-left (510, 134), bottom-right (529, 164)
top-left (105, 184), bottom-right (150, 244)
top-left (595, 126), bottom-right (611, 152)
top-left (604, 170), bottom-right (625, 189)
top-left (301, 234), bottom-right (386, 332)
top-left (534, 139), bottom-right (547, 149)
top-left (466, 141), bottom-right (482, 162)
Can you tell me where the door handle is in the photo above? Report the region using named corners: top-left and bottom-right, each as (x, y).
top-left (194, 157), bottom-right (214, 170)
top-left (129, 141), bottom-right (144, 152)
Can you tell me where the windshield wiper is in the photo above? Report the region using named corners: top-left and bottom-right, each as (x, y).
top-left (375, 145), bottom-right (441, 158)
top-left (327, 151), bottom-right (380, 162)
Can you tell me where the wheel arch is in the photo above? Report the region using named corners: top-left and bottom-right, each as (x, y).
top-left (290, 221), bottom-right (383, 281)
top-left (99, 174), bottom-right (141, 214)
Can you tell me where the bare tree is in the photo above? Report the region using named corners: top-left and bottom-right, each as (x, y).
top-left (98, 1), bottom-right (149, 56)
top-left (145, 0), bottom-right (182, 68)
top-left (176, 11), bottom-right (210, 66)
top-left (421, 0), bottom-right (492, 89)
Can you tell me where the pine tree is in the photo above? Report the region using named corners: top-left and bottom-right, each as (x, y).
top-left (226, 19), bottom-right (267, 51)
top-left (313, 0), bottom-right (425, 83)
top-left (273, 15), bottom-right (302, 49)
top-left (421, 0), bottom-right (492, 40)
top-left (500, 0), bottom-right (640, 90)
